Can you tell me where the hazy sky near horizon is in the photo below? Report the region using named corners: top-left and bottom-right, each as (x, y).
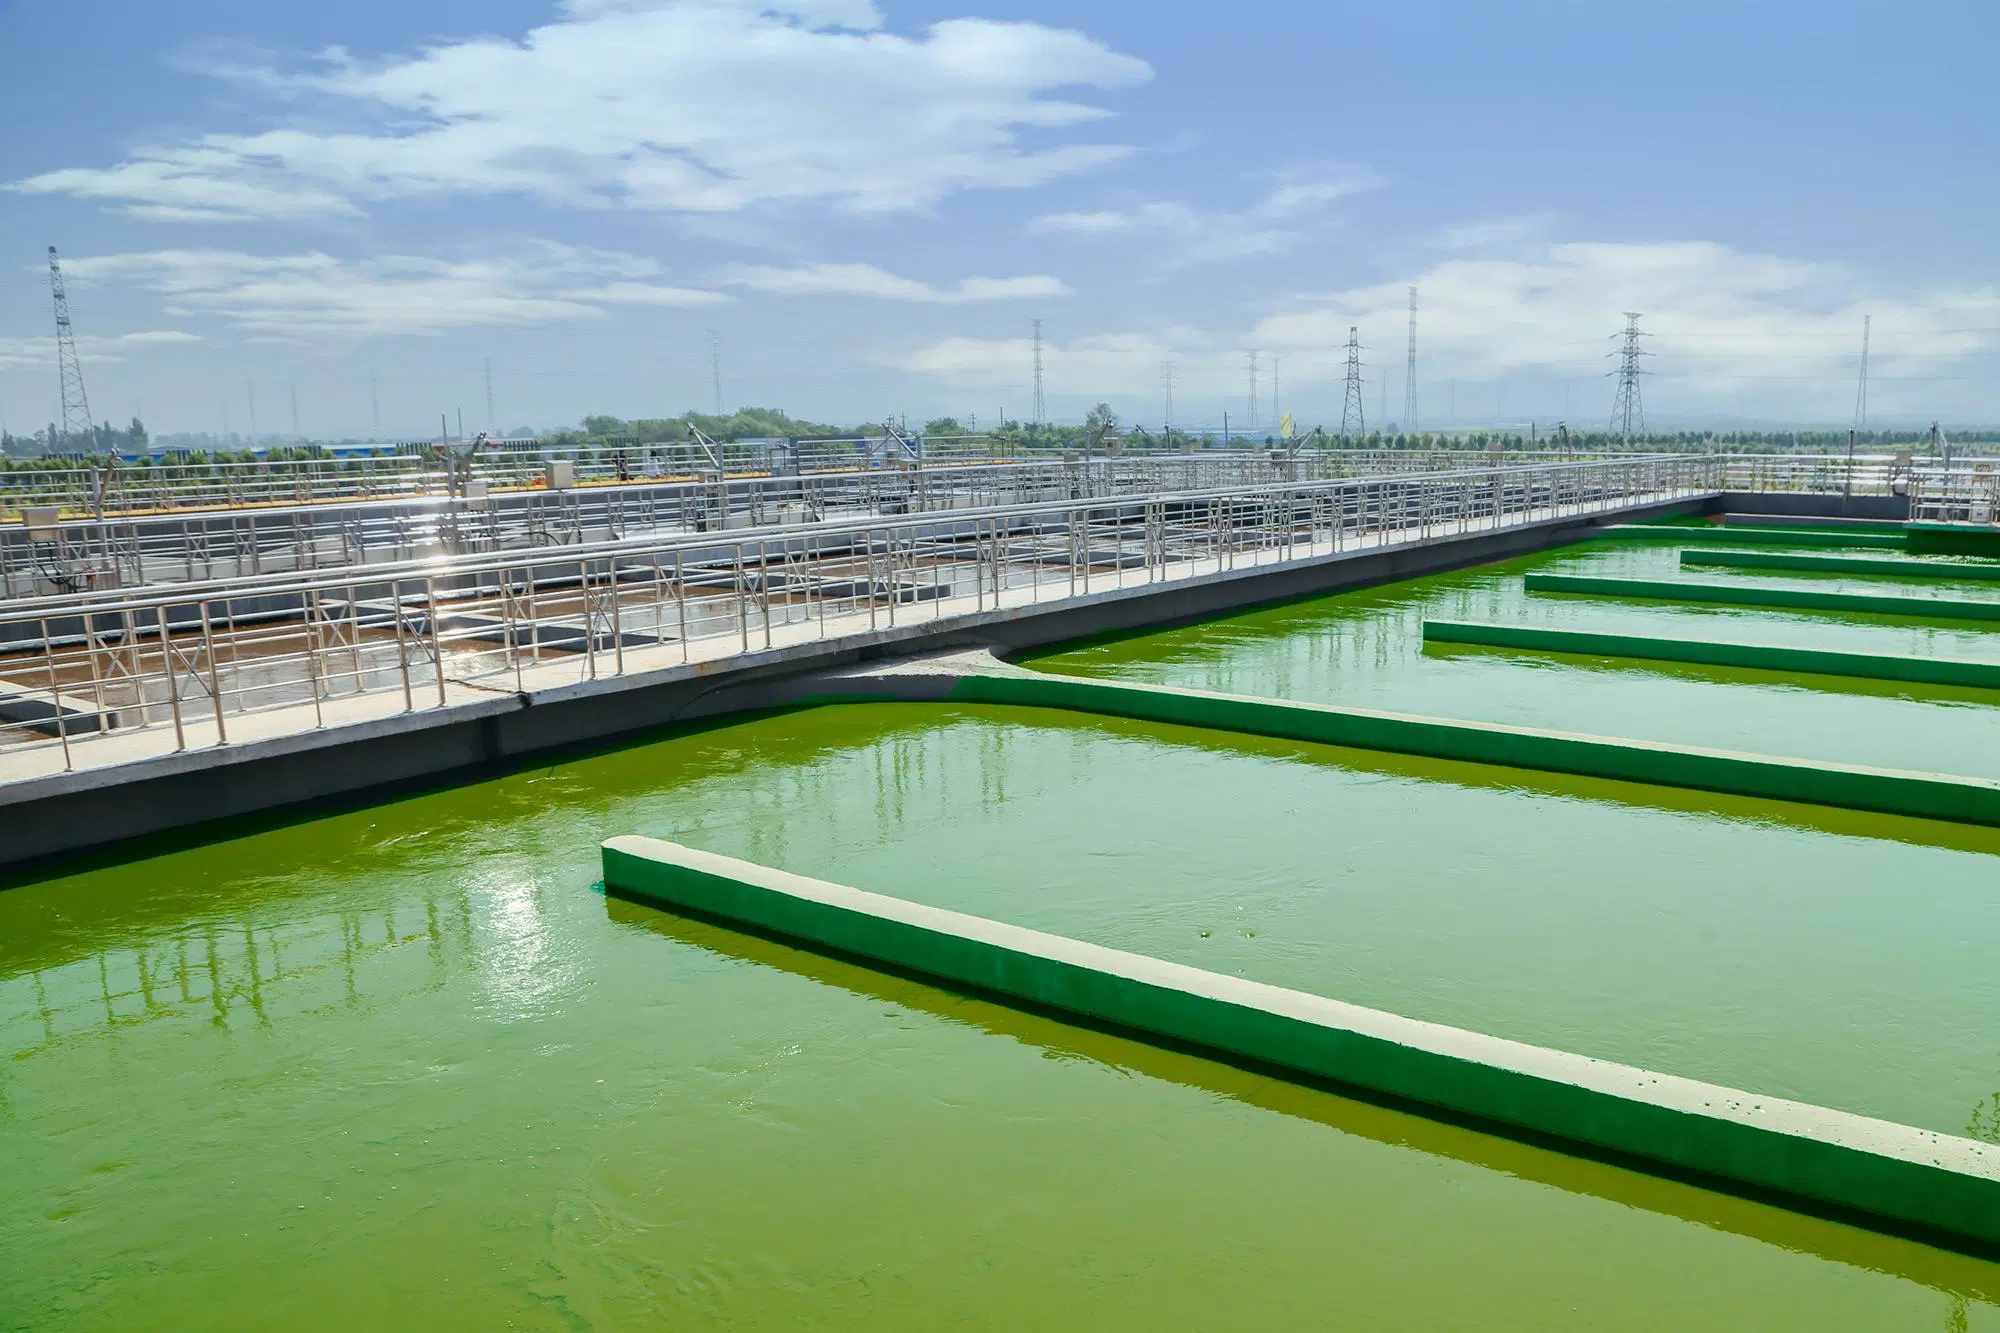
top-left (1, 0), bottom-right (1995, 437)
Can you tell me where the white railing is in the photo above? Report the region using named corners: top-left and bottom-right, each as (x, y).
top-left (0, 455), bottom-right (1714, 776)
top-left (0, 449), bottom-right (1680, 601)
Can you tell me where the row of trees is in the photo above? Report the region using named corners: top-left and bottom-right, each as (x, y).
top-left (7, 405), bottom-right (1995, 467)
top-left (0, 419), bottom-right (149, 458)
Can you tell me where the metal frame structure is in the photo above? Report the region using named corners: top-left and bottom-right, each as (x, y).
top-left (1, 449), bottom-right (1670, 601)
top-left (0, 455), bottom-right (1713, 776)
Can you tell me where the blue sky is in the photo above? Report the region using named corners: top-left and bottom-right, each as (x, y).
top-left (1, 0), bottom-right (1995, 438)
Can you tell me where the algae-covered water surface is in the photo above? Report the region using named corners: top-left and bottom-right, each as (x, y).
top-left (1030, 538), bottom-right (2000, 780)
top-left (5, 700), bottom-right (1999, 1329)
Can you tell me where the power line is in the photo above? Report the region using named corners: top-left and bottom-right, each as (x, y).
top-left (1609, 312), bottom-right (1650, 439)
top-left (1031, 318), bottom-right (1045, 426)
top-left (1853, 313), bottom-right (1871, 429)
top-left (1340, 327), bottom-right (1365, 440)
top-left (47, 247), bottom-right (93, 447)
top-left (1402, 285), bottom-right (1418, 434)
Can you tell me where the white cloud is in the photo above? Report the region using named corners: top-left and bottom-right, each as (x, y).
top-left (905, 328), bottom-right (1210, 396)
top-left (1433, 213), bottom-right (1559, 252)
top-left (906, 239), bottom-right (2000, 422)
top-left (11, 1), bottom-right (1150, 221)
top-left (728, 262), bottom-right (1067, 302)
top-left (1025, 167), bottom-right (1379, 269)
top-left (1252, 241), bottom-right (2000, 392)
top-left (60, 244), bottom-right (726, 338)
top-left (0, 330), bottom-right (204, 371)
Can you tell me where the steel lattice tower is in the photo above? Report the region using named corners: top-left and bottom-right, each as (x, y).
top-left (1609, 312), bottom-right (1649, 439)
top-left (1340, 327), bottom-right (1366, 440)
top-left (1246, 350), bottom-right (1259, 431)
top-left (1402, 286), bottom-right (1418, 433)
top-left (47, 247), bottom-right (94, 448)
top-left (485, 357), bottom-right (497, 431)
top-left (1853, 314), bottom-right (1870, 430)
top-left (1030, 319), bottom-right (1045, 426)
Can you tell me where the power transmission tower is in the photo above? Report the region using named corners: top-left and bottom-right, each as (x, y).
top-left (1162, 361), bottom-right (1175, 434)
top-left (289, 384), bottom-right (300, 440)
top-left (1608, 312), bottom-right (1649, 440)
top-left (1271, 354), bottom-right (1280, 427)
top-left (1030, 319), bottom-right (1045, 426)
top-left (485, 357), bottom-right (497, 432)
top-left (1853, 313), bottom-right (1871, 430)
top-left (1340, 327), bottom-right (1365, 441)
top-left (709, 331), bottom-right (724, 415)
top-left (47, 247), bottom-right (94, 448)
top-left (247, 383), bottom-right (259, 441)
top-left (1246, 350), bottom-right (1259, 432)
top-left (370, 372), bottom-right (382, 441)
top-left (1402, 286), bottom-right (1418, 434)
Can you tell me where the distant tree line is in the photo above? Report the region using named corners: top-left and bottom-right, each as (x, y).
top-left (1, 418), bottom-right (149, 458)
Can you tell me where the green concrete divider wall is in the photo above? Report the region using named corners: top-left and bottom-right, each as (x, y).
top-left (1420, 619), bottom-right (2000, 691)
top-left (1590, 524), bottom-right (1907, 551)
top-left (602, 834), bottom-right (2000, 1249)
top-left (1907, 522), bottom-right (2000, 558)
top-left (1681, 549), bottom-right (2000, 582)
top-left (1722, 516), bottom-right (1913, 536)
top-left (914, 670), bottom-right (2000, 828)
top-left (1526, 572), bottom-right (2000, 623)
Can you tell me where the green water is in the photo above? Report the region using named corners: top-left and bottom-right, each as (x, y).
top-left (5, 704), bottom-right (1999, 1328)
top-left (1030, 541), bottom-right (2000, 779)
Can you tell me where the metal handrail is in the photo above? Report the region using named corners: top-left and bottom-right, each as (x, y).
top-left (0, 454), bottom-right (1714, 776)
top-left (0, 449), bottom-right (1690, 602)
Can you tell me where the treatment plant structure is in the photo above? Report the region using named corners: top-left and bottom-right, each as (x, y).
top-left (7, 443), bottom-right (2000, 1326)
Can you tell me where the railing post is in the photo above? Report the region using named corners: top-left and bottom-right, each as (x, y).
top-left (40, 615), bottom-right (72, 770)
top-left (156, 603), bottom-right (186, 750)
top-left (199, 598), bottom-right (227, 745)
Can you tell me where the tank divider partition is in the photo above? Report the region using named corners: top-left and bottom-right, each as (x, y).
top-left (1589, 525), bottom-right (1907, 551)
top-left (1721, 515), bottom-right (1913, 535)
top-left (1420, 619), bottom-right (2000, 691)
top-left (828, 668), bottom-right (2000, 827)
top-left (1525, 573), bottom-right (2000, 624)
top-left (601, 834), bottom-right (2000, 1251)
top-left (1681, 549), bottom-right (2000, 582)
top-left (1905, 523), bottom-right (2000, 559)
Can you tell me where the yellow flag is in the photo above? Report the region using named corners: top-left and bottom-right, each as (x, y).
top-left (1279, 413), bottom-right (1295, 439)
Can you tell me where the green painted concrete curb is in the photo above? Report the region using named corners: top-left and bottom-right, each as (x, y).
top-left (1421, 619), bottom-right (2000, 691)
top-left (1907, 522), bottom-right (2000, 558)
top-left (1681, 549), bottom-right (2000, 582)
top-left (1725, 517), bottom-right (1914, 536)
top-left (1590, 524), bottom-right (1907, 550)
top-left (1526, 572), bottom-right (2000, 623)
top-left (916, 670), bottom-right (2000, 827)
top-left (602, 834), bottom-right (2000, 1249)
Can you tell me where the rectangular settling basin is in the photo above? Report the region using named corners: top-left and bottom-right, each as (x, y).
top-left (1025, 536), bottom-right (2000, 782)
top-left (5, 703), bottom-right (1999, 1328)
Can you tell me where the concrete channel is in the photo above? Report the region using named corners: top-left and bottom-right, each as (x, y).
top-left (12, 486), bottom-right (2000, 1323)
top-left (0, 481), bottom-right (1706, 870)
